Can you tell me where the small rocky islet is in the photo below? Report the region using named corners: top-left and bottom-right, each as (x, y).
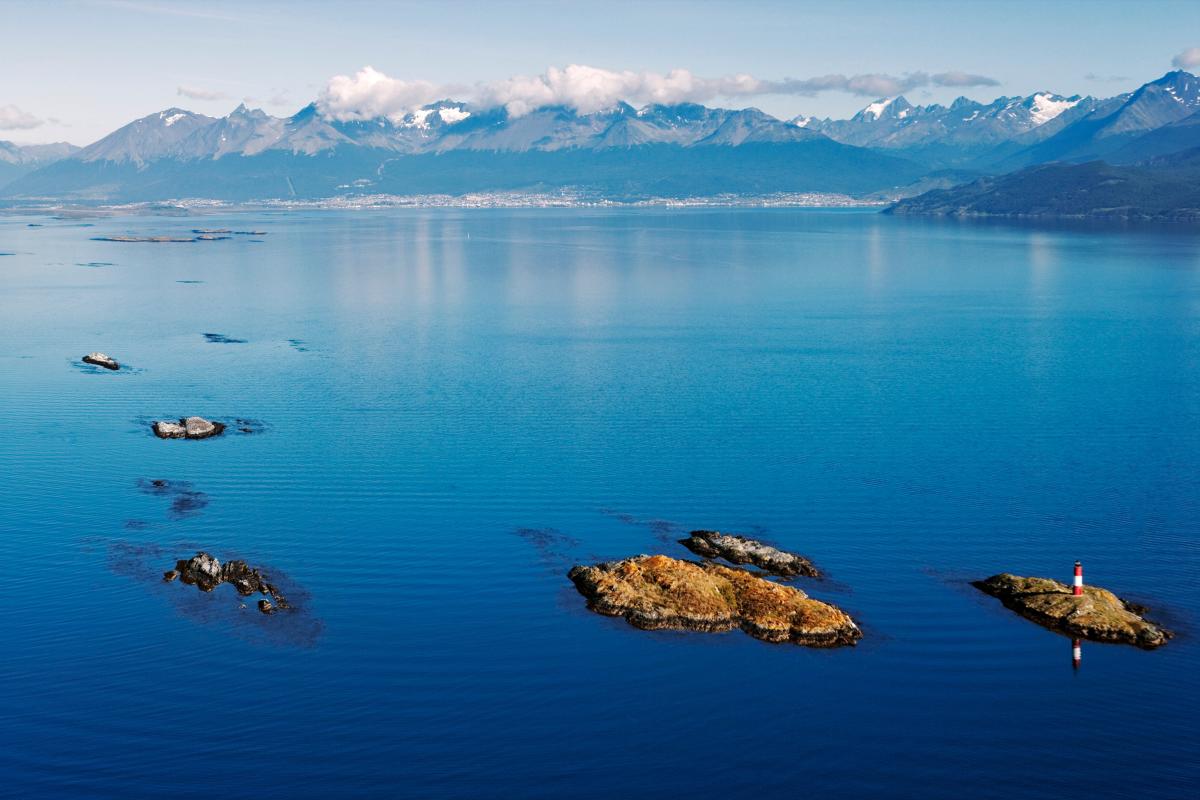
top-left (973, 573), bottom-right (1172, 648)
top-left (152, 416), bottom-right (225, 439)
top-left (568, 554), bottom-right (861, 647)
top-left (679, 529), bottom-right (820, 578)
top-left (82, 352), bottom-right (120, 370)
top-left (92, 234), bottom-right (224, 243)
top-left (67, 328), bottom-right (1168, 651)
top-left (90, 230), bottom-right (266, 243)
top-left (164, 551), bottom-right (289, 615)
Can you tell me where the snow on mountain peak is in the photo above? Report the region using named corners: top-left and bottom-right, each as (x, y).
top-left (1028, 93), bottom-right (1080, 126)
top-left (403, 108), bottom-right (435, 129)
top-left (861, 97), bottom-right (897, 120)
top-left (160, 111), bottom-right (187, 127)
top-left (438, 107), bottom-right (471, 124)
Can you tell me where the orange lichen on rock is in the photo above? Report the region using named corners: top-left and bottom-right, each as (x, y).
top-left (568, 555), bottom-right (861, 647)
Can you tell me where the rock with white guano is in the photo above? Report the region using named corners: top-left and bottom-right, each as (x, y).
top-left (152, 420), bottom-right (187, 439)
top-left (152, 416), bottom-right (225, 439)
top-left (679, 530), bottom-right (820, 578)
top-left (82, 352), bottom-right (119, 370)
top-left (183, 416), bottom-right (220, 438)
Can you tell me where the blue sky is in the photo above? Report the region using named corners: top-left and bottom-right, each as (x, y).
top-left (2, 0), bottom-right (1198, 144)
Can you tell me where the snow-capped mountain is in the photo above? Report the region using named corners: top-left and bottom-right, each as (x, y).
top-left (1008, 70), bottom-right (1200, 166)
top-left (1098, 69), bottom-right (1200, 136)
top-left (4, 70), bottom-right (1199, 203)
top-left (804, 91), bottom-right (1097, 158)
top-left (2, 98), bottom-right (923, 201)
top-left (43, 99), bottom-right (818, 168)
top-left (75, 108), bottom-right (215, 164)
top-left (1027, 92), bottom-right (1082, 126)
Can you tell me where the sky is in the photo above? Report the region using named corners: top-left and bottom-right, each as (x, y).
top-left (2, 0), bottom-right (1199, 145)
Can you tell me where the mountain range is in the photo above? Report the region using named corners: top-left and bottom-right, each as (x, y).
top-left (2, 69), bottom-right (1199, 215)
top-left (0, 140), bottom-right (79, 187)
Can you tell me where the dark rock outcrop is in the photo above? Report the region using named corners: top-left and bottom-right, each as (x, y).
top-left (82, 352), bottom-right (119, 370)
top-left (973, 573), bottom-right (1171, 648)
top-left (152, 416), bottom-right (225, 440)
top-left (172, 551), bottom-right (289, 611)
top-left (568, 555), bottom-right (860, 647)
top-left (679, 530), bottom-right (819, 578)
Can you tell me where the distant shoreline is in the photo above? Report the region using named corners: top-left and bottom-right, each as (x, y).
top-left (0, 192), bottom-right (888, 215)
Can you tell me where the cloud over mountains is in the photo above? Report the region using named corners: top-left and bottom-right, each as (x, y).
top-left (317, 64), bottom-right (1001, 122)
top-left (177, 85), bottom-right (229, 102)
top-left (1173, 47), bottom-right (1200, 70)
top-left (0, 104), bottom-right (43, 130)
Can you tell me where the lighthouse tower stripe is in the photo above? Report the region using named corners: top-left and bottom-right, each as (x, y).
top-left (1073, 561), bottom-right (1083, 596)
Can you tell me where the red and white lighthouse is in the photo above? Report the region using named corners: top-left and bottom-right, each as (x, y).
top-left (1072, 638), bottom-right (1082, 669)
top-left (1073, 561), bottom-right (1083, 596)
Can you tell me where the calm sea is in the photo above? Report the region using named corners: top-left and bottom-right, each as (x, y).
top-left (1, 208), bottom-right (1197, 798)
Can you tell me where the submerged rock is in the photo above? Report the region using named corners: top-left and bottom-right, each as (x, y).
top-left (82, 352), bottom-right (120, 370)
top-left (152, 416), bottom-right (225, 440)
top-left (172, 551), bottom-right (289, 611)
top-left (568, 555), bottom-right (860, 647)
top-left (162, 569), bottom-right (179, 582)
top-left (973, 573), bottom-right (1171, 649)
top-left (136, 478), bottom-right (209, 517)
top-left (202, 333), bottom-right (247, 344)
top-left (679, 530), bottom-right (819, 578)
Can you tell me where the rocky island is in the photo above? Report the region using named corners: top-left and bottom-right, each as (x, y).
top-left (973, 573), bottom-right (1171, 648)
top-left (568, 555), bottom-right (860, 646)
top-left (679, 530), bottom-right (820, 578)
top-left (82, 352), bottom-right (120, 370)
top-left (152, 416), bottom-right (225, 439)
top-left (164, 552), bottom-right (289, 614)
top-left (93, 235), bottom-right (204, 243)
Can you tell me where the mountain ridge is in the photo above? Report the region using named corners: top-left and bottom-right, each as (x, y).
top-left (4, 70), bottom-right (1199, 207)
top-left (886, 146), bottom-right (1200, 220)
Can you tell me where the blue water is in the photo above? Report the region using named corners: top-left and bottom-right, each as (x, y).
top-left (1, 209), bottom-right (1197, 798)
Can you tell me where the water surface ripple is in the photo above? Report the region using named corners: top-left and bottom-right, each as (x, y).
top-left (1, 209), bottom-right (1197, 798)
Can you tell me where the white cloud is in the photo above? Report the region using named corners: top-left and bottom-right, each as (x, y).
top-left (0, 104), bottom-right (43, 130)
top-left (178, 85), bottom-right (229, 101)
top-left (316, 64), bottom-right (1003, 121)
top-left (930, 71), bottom-right (1002, 89)
top-left (317, 66), bottom-right (442, 123)
top-left (1173, 47), bottom-right (1200, 70)
top-left (763, 71), bottom-right (999, 98)
top-left (475, 66), bottom-right (780, 116)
